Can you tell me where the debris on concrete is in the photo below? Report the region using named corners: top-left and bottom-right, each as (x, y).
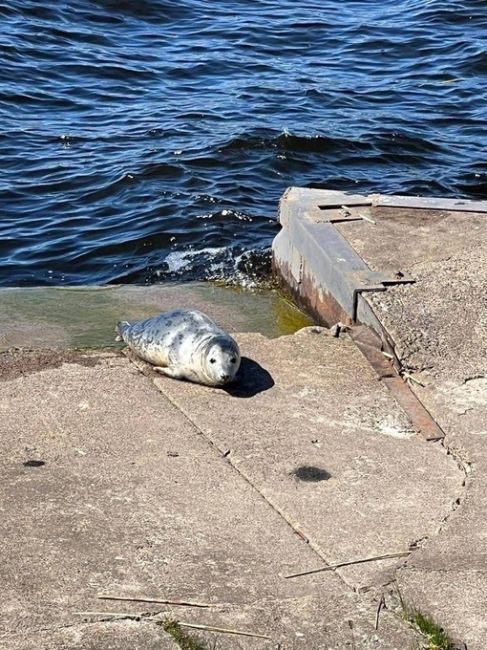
top-left (0, 350), bottom-right (421, 649)
top-left (134, 327), bottom-right (462, 591)
top-left (272, 187), bottom-right (487, 650)
top-left (2, 189), bottom-right (485, 649)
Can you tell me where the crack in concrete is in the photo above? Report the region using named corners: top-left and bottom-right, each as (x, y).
top-left (463, 375), bottom-right (485, 384)
top-left (348, 329), bottom-right (470, 567)
top-left (127, 356), bottom-right (362, 594)
top-left (407, 256), bottom-right (452, 269)
top-left (127, 346), bottom-right (467, 601)
top-left (16, 611), bottom-right (169, 636)
top-left (429, 441), bottom-right (469, 538)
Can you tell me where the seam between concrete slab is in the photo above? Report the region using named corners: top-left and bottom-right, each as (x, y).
top-left (277, 188), bottom-right (471, 554)
top-left (158, 385), bottom-right (345, 580)
top-left (124, 353), bottom-right (365, 594)
top-left (125, 347), bottom-right (469, 603)
top-left (348, 328), bottom-right (470, 565)
top-left (165, 405), bottom-right (375, 595)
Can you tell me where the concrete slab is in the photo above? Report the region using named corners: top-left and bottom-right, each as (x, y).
top-left (335, 204), bottom-right (487, 650)
top-left (0, 283), bottom-right (311, 350)
top-left (1, 620), bottom-right (179, 650)
top-left (337, 207), bottom-right (487, 382)
top-left (395, 361), bottom-right (487, 650)
top-left (130, 327), bottom-right (463, 592)
top-left (0, 350), bottom-right (419, 650)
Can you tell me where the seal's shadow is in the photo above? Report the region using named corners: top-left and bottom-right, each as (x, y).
top-left (224, 357), bottom-right (274, 398)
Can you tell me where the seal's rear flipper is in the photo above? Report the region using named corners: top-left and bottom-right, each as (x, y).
top-left (115, 320), bottom-right (133, 342)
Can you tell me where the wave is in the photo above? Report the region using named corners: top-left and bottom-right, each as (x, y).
top-left (1, 0), bottom-right (485, 287)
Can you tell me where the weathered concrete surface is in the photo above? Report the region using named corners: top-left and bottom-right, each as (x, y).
top-left (337, 207), bottom-right (487, 650)
top-left (337, 207), bottom-right (487, 381)
top-left (130, 328), bottom-right (462, 591)
top-left (395, 377), bottom-right (487, 650)
top-left (0, 349), bottom-right (420, 650)
top-left (2, 620), bottom-right (179, 650)
top-left (0, 284), bottom-right (310, 351)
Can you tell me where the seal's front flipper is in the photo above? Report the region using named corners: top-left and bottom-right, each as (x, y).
top-left (154, 365), bottom-right (186, 381)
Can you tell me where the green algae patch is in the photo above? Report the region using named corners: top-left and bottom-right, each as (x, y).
top-left (398, 594), bottom-right (455, 650)
top-left (160, 619), bottom-right (210, 650)
top-left (271, 291), bottom-right (312, 335)
top-left (406, 609), bottom-right (455, 650)
top-left (0, 283), bottom-right (313, 350)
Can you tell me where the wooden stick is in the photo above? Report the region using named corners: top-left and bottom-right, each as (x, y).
top-left (178, 622), bottom-right (271, 640)
top-left (75, 611), bottom-right (149, 619)
top-left (76, 611), bottom-right (130, 618)
top-left (402, 372), bottom-right (425, 387)
top-left (285, 551), bottom-right (410, 579)
top-left (98, 594), bottom-right (214, 608)
top-left (374, 595), bottom-right (385, 630)
top-left (358, 213), bottom-right (376, 224)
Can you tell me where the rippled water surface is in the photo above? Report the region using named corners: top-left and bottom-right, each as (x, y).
top-left (2, 0), bottom-right (486, 286)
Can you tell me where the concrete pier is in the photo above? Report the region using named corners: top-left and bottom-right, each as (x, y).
top-left (0, 191), bottom-right (485, 649)
top-left (273, 187), bottom-right (487, 649)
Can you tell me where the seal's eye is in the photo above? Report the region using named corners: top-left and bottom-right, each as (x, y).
top-left (209, 358), bottom-right (216, 364)
top-left (230, 357), bottom-right (237, 364)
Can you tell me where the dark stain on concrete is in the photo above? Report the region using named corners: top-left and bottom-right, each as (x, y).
top-left (0, 349), bottom-right (106, 382)
top-left (292, 465), bottom-right (331, 482)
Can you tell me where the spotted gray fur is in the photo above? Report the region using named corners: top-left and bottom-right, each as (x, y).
top-left (116, 309), bottom-right (241, 386)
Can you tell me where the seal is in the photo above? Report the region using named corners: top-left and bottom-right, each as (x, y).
top-left (116, 309), bottom-right (241, 386)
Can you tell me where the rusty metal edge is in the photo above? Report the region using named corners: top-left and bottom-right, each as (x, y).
top-left (349, 324), bottom-right (445, 442)
top-left (273, 187), bottom-right (448, 442)
top-left (281, 186), bottom-right (487, 214)
top-left (275, 189), bottom-right (417, 324)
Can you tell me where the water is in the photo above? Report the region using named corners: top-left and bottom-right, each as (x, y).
top-left (0, 284), bottom-right (312, 349)
top-left (1, 0), bottom-right (486, 287)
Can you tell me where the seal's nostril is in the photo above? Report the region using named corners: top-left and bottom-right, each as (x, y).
top-left (221, 374), bottom-right (230, 381)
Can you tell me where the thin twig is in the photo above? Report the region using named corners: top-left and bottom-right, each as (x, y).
top-left (402, 372), bottom-right (425, 387)
top-left (358, 212), bottom-right (376, 224)
top-left (76, 611), bottom-right (135, 618)
top-left (374, 594), bottom-right (385, 630)
top-left (347, 620), bottom-right (356, 650)
top-left (381, 351), bottom-right (394, 359)
top-left (285, 551), bottom-right (410, 579)
top-left (75, 611), bottom-right (162, 620)
top-left (98, 594), bottom-right (214, 608)
top-left (178, 622), bottom-right (271, 640)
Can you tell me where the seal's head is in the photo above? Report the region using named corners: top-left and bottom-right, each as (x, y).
top-left (201, 335), bottom-right (241, 386)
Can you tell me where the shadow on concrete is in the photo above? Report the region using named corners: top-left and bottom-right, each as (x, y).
top-left (224, 357), bottom-right (274, 398)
